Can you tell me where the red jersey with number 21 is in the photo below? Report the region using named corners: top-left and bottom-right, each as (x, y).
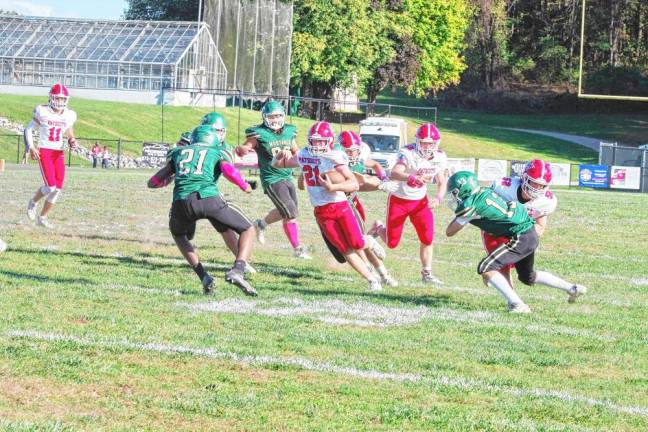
top-left (34, 104), bottom-right (77, 151)
top-left (297, 147), bottom-right (348, 207)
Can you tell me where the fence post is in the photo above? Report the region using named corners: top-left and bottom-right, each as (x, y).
top-left (117, 138), bottom-right (122, 170)
top-left (67, 145), bottom-right (71, 167)
top-left (237, 89), bottom-right (242, 147)
top-left (161, 88), bottom-right (165, 144)
top-left (16, 135), bottom-right (20, 164)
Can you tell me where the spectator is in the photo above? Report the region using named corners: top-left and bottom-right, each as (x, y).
top-left (90, 142), bottom-right (101, 168)
top-left (101, 146), bottom-right (110, 169)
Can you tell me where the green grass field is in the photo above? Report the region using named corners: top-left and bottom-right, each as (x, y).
top-left (0, 93), bottom-right (615, 166)
top-left (1, 165), bottom-right (647, 430)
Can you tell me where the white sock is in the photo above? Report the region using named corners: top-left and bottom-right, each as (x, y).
top-left (375, 265), bottom-right (388, 278)
top-left (534, 271), bottom-right (573, 293)
top-left (487, 272), bottom-right (524, 305)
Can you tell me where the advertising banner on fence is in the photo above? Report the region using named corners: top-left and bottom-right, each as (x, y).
top-left (578, 164), bottom-right (608, 188)
top-left (550, 162), bottom-right (571, 186)
top-left (446, 158), bottom-right (476, 175)
top-left (477, 159), bottom-right (507, 182)
top-left (610, 166), bottom-right (641, 190)
top-left (141, 143), bottom-right (169, 168)
top-left (509, 160), bottom-right (526, 177)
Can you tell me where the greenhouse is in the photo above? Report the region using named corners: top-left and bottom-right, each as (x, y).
top-left (0, 15), bottom-right (227, 104)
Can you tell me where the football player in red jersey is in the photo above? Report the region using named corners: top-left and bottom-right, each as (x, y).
top-left (24, 83), bottom-right (77, 229)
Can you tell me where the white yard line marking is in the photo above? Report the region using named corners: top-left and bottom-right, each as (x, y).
top-left (5, 330), bottom-right (647, 417)
top-left (178, 298), bottom-right (617, 341)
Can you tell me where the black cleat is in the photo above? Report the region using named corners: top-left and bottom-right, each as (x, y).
top-left (225, 269), bottom-right (258, 296)
top-left (202, 274), bottom-right (215, 295)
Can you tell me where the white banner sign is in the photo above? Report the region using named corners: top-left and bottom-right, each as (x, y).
top-left (477, 159), bottom-right (507, 182)
top-left (610, 166), bottom-right (641, 190)
top-left (446, 158), bottom-right (476, 175)
top-left (549, 162), bottom-right (571, 186)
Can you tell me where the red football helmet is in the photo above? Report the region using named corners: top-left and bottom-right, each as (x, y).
top-left (49, 83), bottom-right (69, 111)
top-left (415, 123), bottom-right (441, 158)
top-left (522, 159), bottom-right (552, 199)
top-left (337, 130), bottom-right (362, 164)
top-left (308, 121), bottom-right (335, 156)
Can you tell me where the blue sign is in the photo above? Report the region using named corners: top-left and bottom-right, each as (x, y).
top-left (578, 164), bottom-right (609, 188)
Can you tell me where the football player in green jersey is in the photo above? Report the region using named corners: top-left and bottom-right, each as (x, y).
top-left (236, 99), bottom-right (310, 259)
top-left (200, 112), bottom-right (257, 274)
top-left (148, 125), bottom-right (258, 296)
top-left (445, 171), bottom-right (586, 313)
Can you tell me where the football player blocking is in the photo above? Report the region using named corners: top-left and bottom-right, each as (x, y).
top-left (236, 100), bottom-right (310, 259)
top-left (24, 83), bottom-right (78, 229)
top-left (274, 121), bottom-right (386, 291)
top-left (148, 125), bottom-right (258, 297)
top-left (446, 170), bottom-right (587, 313)
top-left (369, 123), bottom-right (448, 284)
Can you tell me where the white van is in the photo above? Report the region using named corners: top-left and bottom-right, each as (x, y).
top-left (359, 117), bottom-right (408, 169)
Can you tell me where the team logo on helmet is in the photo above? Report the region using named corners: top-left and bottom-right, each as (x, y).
top-left (522, 159), bottom-right (552, 199)
top-left (447, 171), bottom-right (480, 211)
top-left (307, 121), bottom-right (335, 156)
top-left (415, 123), bottom-right (441, 159)
top-left (261, 100), bottom-right (286, 131)
top-left (337, 130), bottom-right (362, 164)
top-left (49, 83), bottom-right (69, 111)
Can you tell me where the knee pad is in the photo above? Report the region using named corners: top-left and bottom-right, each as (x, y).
top-left (46, 188), bottom-right (61, 204)
top-left (518, 270), bottom-right (536, 286)
top-left (40, 184), bottom-right (55, 195)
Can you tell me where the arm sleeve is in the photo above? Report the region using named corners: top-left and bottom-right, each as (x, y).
top-left (23, 119), bottom-right (36, 149)
top-left (220, 161), bottom-right (249, 191)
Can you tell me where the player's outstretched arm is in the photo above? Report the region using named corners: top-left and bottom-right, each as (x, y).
top-left (66, 127), bottom-right (77, 150)
top-left (534, 215), bottom-right (547, 237)
top-left (446, 219), bottom-right (466, 237)
top-left (365, 159), bottom-right (388, 181)
top-left (148, 163), bottom-right (174, 189)
top-left (432, 171), bottom-right (448, 208)
top-left (271, 149), bottom-right (299, 168)
top-left (220, 161), bottom-right (252, 193)
top-left (236, 136), bottom-right (257, 157)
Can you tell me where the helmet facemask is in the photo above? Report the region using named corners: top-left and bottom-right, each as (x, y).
top-left (416, 138), bottom-right (439, 159)
top-left (522, 175), bottom-right (549, 200)
top-left (308, 137), bottom-right (332, 156)
top-left (214, 128), bottom-right (226, 145)
top-left (49, 95), bottom-right (68, 111)
top-left (344, 147), bottom-right (360, 164)
top-left (263, 112), bottom-right (285, 131)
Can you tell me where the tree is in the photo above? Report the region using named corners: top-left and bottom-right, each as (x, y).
top-left (124, 0), bottom-right (199, 21)
top-left (291, 0), bottom-right (394, 100)
top-left (404, 0), bottom-right (470, 96)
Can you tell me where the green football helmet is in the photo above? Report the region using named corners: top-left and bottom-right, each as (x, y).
top-left (261, 99), bottom-right (285, 131)
top-left (190, 125), bottom-right (219, 146)
top-left (200, 112), bottom-right (227, 144)
top-left (178, 131), bottom-right (192, 146)
top-left (446, 171), bottom-right (480, 210)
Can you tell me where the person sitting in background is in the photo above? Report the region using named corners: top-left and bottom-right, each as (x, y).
top-left (101, 146), bottom-right (109, 168)
top-left (91, 142), bottom-right (101, 168)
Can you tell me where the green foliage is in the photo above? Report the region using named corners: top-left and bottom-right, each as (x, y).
top-left (124, 0), bottom-right (199, 21)
top-left (405, 0), bottom-right (469, 96)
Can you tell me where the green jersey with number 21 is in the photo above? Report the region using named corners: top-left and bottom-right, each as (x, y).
top-left (455, 188), bottom-right (535, 238)
top-left (167, 143), bottom-right (225, 201)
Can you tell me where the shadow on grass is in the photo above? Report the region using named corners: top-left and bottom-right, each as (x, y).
top-left (69, 233), bottom-right (173, 247)
top-left (1, 270), bottom-right (94, 285)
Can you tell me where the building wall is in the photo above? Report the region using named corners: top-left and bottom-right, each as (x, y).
top-left (0, 85), bottom-right (226, 107)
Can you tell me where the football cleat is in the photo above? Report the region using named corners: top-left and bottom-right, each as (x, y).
top-left (37, 216), bottom-right (53, 229)
top-left (202, 274), bottom-right (215, 295)
top-left (367, 278), bottom-right (383, 292)
top-left (253, 219), bottom-right (266, 244)
top-left (244, 263), bottom-right (257, 274)
top-left (26, 200), bottom-right (37, 221)
top-left (567, 284), bottom-right (587, 303)
top-left (293, 246), bottom-right (312, 260)
top-left (226, 268), bottom-right (258, 296)
top-left (381, 273), bottom-right (398, 287)
top-left (367, 220), bottom-right (384, 238)
top-left (508, 302), bottom-right (532, 313)
top-left (421, 270), bottom-right (443, 285)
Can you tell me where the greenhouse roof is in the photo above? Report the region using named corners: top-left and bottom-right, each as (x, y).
top-left (0, 15), bottom-right (204, 64)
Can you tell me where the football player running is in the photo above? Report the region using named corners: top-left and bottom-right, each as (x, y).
top-left (369, 123), bottom-right (448, 284)
top-left (484, 159), bottom-right (557, 286)
top-left (24, 83), bottom-right (78, 229)
top-left (148, 125), bottom-right (258, 296)
top-left (236, 100), bottom-right (310, 259)
top-left (274, 122), bottom-right (383, 291)
top-left (446, 171), bottom-right (587, 313)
